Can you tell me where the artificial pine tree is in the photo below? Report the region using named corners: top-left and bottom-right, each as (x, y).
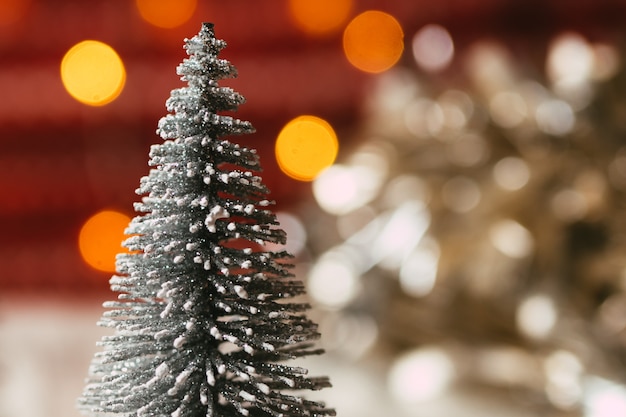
top-left (78, 23), bottom-right (334, 417)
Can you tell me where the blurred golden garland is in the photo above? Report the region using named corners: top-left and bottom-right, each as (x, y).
top-left (302, 32), bottom-right (626, 416)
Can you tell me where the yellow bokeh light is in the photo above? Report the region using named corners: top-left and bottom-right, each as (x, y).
top-left (343, 10), bottom-right (404, 73)
top-left (135, 0), bottom-right (197, 29)
top-left (287, 0), bottom-right (353, 37)
top-left (60, 40), bottom-right (126, 106)
top-left (276, 115), bottom-right (339, 182)
top-left (78, 210), bottom-right (131, 273)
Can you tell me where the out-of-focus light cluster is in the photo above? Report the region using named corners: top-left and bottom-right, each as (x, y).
top-left (463, 34), bottom-right (620, 139)
top-left (302, 25), bottom-right (626, 415)
top-left (60, 40), bottom-right (126, 106)
top-left (273, 6), bottom-right (419, 182)
top-left (547, 33), bottom-right (619, 111)
top-left (308, 196), bottom-right (433, 309)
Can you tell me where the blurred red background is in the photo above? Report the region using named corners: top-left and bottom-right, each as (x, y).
top-left (1, 0), bottom-right (624, 295)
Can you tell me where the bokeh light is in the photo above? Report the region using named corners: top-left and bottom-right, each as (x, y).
top-left (399, 241), bottom-right (439, 297)
top-left (60, 40), bottom-right (126, 106)
top-left (287, 0), bottom-right (353, 37)
top-left (493, 157), bottom-right (531, 191)
top-left (388, 347), bottom-right (456, 403)
top-left (412, 24), bottom-right (454, 72)
top-left (585, 378), bottom-right (626, 417)
top-left (0, 0), bottom-right (31, 27)
top-left (275, 115), bottom-right (339, 181)
top-left (516, 294), bottom-right (557, 340)
top-left (546, 32), bottom-right (598, 111)
top-left (313, 143), bottom-right (389, 215)
top-left (308, 250), bottom-right (361, 309)
top-left (343, 10), bottom-right (404, 73)
top-left (135, 0), bottom-right (197, 29)
top-left (489, 219), bottom-right (534, 259)
top-left (78, 210), bottom-right (131, 273)
top-left (544, 350), bottom-right (583, 409)
top-left (313, 165), bottom-right (362, 215)
top-left (535, 99), bottom-right (575, 136)
top-left (374, 201), bottom-right (430, 271)
top-left (547, 32), bottom-right (593, 84)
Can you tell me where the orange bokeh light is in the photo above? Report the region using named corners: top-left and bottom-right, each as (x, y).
top-left (287, 0), bottom-right (353, 37)
top-left (135, 0), bottom-right (197, 29)
top-left (78, 210), bottom-right (131, 273)
top-left (343, 10), bottom-right (404, 73)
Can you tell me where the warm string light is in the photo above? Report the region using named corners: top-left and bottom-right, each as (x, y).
top-left (60, 40), bottom-right (126, 106)
top-left (78, 210), bottom-right (131, 273)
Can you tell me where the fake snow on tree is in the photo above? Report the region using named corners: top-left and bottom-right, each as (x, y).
top-left (78, 23), bottom-right (334, 417)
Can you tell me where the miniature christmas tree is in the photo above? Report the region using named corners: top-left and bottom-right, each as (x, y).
top-left (78, 23), bottom-right (334, 417)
